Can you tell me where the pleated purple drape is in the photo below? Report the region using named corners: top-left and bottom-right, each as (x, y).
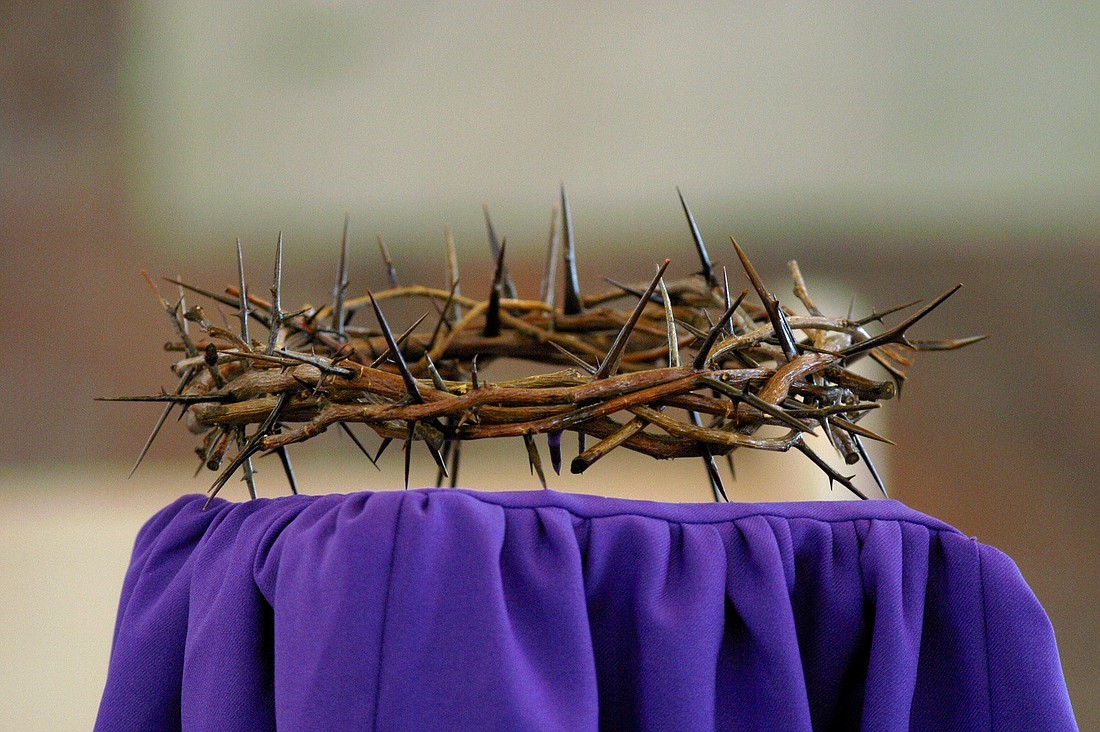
top-left (96, 489), bottom-right (1076, 730)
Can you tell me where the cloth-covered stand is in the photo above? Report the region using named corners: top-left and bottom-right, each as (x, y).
top-left (95, 489), bottom-right (1076, 730)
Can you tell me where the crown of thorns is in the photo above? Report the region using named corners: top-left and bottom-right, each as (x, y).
top-left (101, 187), bottom-right (983, 505)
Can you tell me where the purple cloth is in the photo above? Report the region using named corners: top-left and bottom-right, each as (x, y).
top-left (96, 489), bottom-right (1076, 731)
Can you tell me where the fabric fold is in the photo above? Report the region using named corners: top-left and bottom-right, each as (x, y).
top-left (95, 488), bottom-right (1076, 731)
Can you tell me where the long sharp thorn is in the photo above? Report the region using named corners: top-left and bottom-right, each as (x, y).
top-left (688, 411), bottom-right (727, 502)
top-left (367, 291), bottom-right (423, 402)
top-left (540, 204), bottom-right (561, 306)
top-left (128, 402), bottom-right (174, 479)
top-left (435, 437), bottom-right (453, 487)
top-left (560, 184), bottom-right (583, 315)
top-left (242, 456), bottom-right (258, 500)
top-left (448, 440), bottom-right (462, 488)
top-left (842, 284), bottom-right (963, 359)
top-left (424, 353), bottom-right (449, 392)
top-left (403, 423), bottom-right (414, 489)
top-left (482, 203), bottom-right (517, 299)
top-left (523, 434), bottom-right (548, 489)
top-left (276, 446), bottom-right (298, 494)
top-left (444, 226), bottom-right (462, 323)
top-left (830, 415), bottom-right (896, 445)
top-left (853, 434), bottom-right (888, 498)
top-left (471, 354), bottom-right (480, 390)
top-left (374, 437), bottom-right (393, 463)
top-left (676, 186), bottom-right (716, 286)
top-left (236, 238), bottom-right (251, 345)
top-left (725, 452), bottom-right (736, 481)
top-left (853, 297), bottom-right (924, 327)
top-left (340, 423), bottom-right (381, 469)
top-left (702, 451), bottom-right (727, 502)
top-left (332, 214), bottom-right (351, 337)
top-left (369, 312), bottom-right (429, 369)
top-left (908, 334), bottom-right (989, 351)
top-left (548, 430), bottom-right (563, 475)
top-left (792, 437), bottom-right (867, 499)
top-left (548, 340), bottom-right (597, 374)
top-left (377, 234), bottom-right (399, 289)
top-left (722, 267), bottom-right (734, 335)
top-left (426, 439), bottom-right (449, 477)
top-left (127, 368), bottom-right (194, 478)
top-left (773, 305), bottom-right (800, 360)
top-left (693, 289), bottom-right (748, 369)
top-left (483, 239), bottom-right (507, 337)
top-left (426, 280), bottom-right (460, 352)
top-left (602, 277), bottom-right (663, 305)
top-left (595, 259), bottom-right (670, 379)
top-left (266, 232), bottom-right (284, 356)
top-left (659, 277), bottom-right (680, 368)
top-left (730, 237), bottom-right (798, 361)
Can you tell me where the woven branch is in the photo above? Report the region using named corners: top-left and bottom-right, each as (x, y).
top-left (102, 189), bottom-right (984, 503)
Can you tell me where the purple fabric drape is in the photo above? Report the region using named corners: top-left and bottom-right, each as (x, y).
top-left (95, 489), bottom-right (1076, 731)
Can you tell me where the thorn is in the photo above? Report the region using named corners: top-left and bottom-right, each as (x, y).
top-left (276, 446), bottom-right (298, 494)
top-left (368, 311), bottom-right (429, 369)
top-left (693, 289), bottom-right (748, 369)
top-left (448, 440), bottom-right (462, 487)
top-left (601, 277), bottom-right (664, 305)
top-left (676, 187), bottom-right (716, 287)
top-left (852, 297), bottom-right (923, 327)
top-left (659, 276), bottom-right (680, 368)
top-left (548, 430), bottom-right (563, 475)
top-left (842, 284), bottom-right (963, 359)
top-left (236, 238), bottom-right (251, 345)
top-left (126, 368), bottom-right (195, 478)
top-left (340, 423), bottom-right (381, 469)
top-left (266, 232), bottom-right (284, 356)
top-left (908, 334), bottom-right (989, 351)
top-left (404, 423), bottom-right (414, 489)
top-left (722, 266), bottom-right (734, 335)
top-left (830, 415), bottom-right (896, 445)
top-left (688, 411), bottom-right (727, 502)
top-left (444, 226), bottom-right (463, 323)
top-left (547, 340), bottom-right (597, 374)
top-left (792, 437), bottom-right (867, 499)
top-left (425, 437), bottom-right (449, 478)
top-left (560, 184), bottom-right (583, 315)
top-left (540, 204), bottom-right (561, 306)
top-left (730, 237), bottom-right (798, 361)
top-left (595, 260), bottom-right (670, 379)
top-left (470, 354), bottom-right (480, 390)
top-left (435, 436), bottom-right (453, 487)
top-left (377, 233), bottom-right (399, 289)
top-left (374, 437), bottom-right (393, 464)
top-left (427, 279), bottom-right (460, 352)
top-left (424, 353), bottom-right (449, 392)
top-left (483, 239), bottom-right (507, 338)
top-left (482, 203), bottom-right (517, 299)
top-left (853, 434), bottom-right (888, 498)
top-left (523, 434), bottom-right (548, 489)
top-left (332, 214), bottom-right (351, 337)
top-left (367, 291), bottom-right (423, 403)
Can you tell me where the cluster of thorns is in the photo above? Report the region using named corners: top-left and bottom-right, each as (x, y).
top-left (103, 187), bottom-right (983, 506)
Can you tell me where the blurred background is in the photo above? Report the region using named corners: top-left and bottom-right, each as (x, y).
top-left (2, 3), bottom-right (1097, 728)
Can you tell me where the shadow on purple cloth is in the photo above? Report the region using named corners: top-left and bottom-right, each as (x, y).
top-left (95, 489), bottom-right (1077, 731)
